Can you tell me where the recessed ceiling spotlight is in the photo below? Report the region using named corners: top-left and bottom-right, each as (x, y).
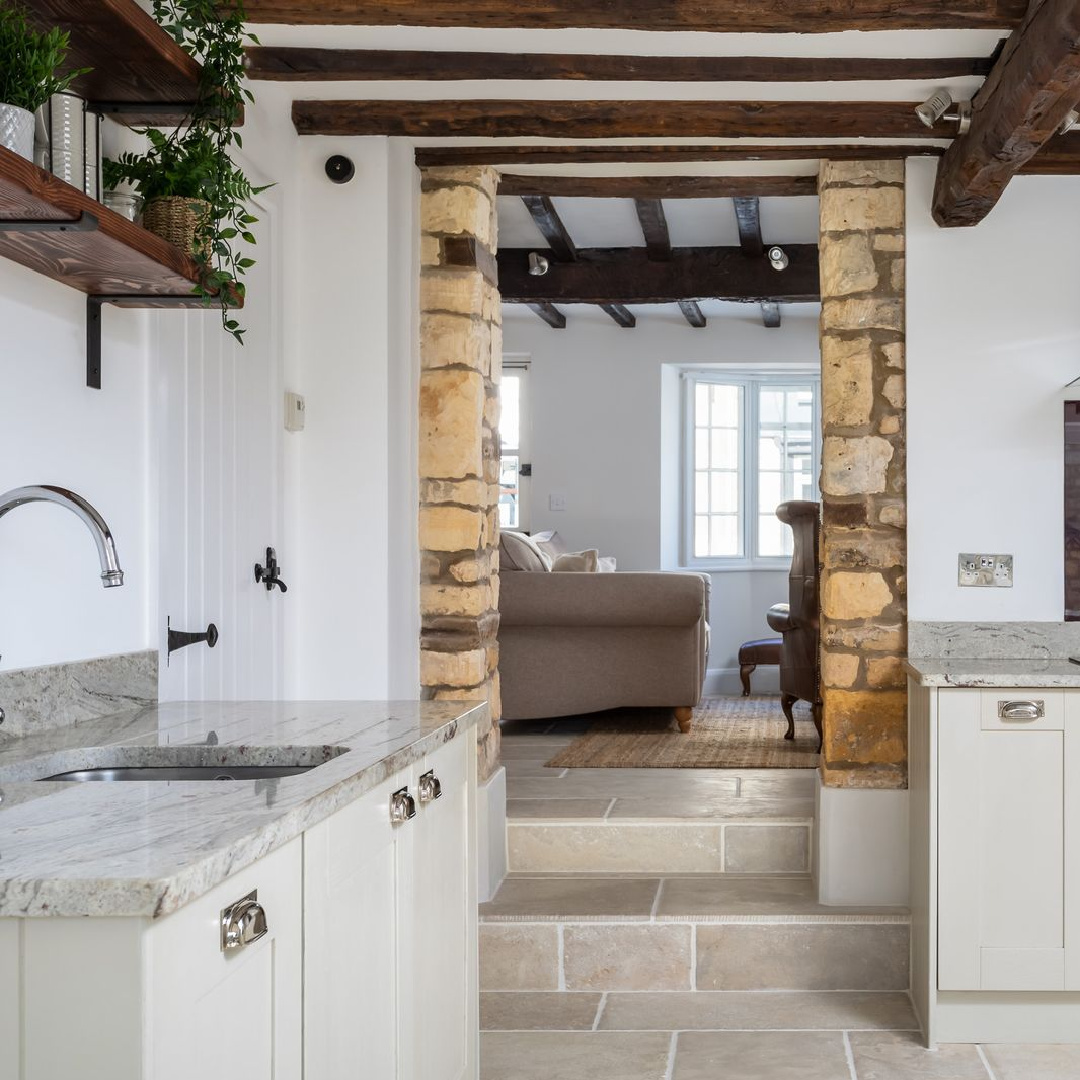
top-left (528, 252), bottom-right (550, 276)
top-left (915, 90), bottom-right (972, 134)
top-left (767, 246), bottom-right (789, 272)
top-left (1060, 109), bottom-right (1080, 134)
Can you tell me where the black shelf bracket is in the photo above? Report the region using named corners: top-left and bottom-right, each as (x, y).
top-left (86, 294), bottom-right (201, 390)
top-left (0, 211), bottom-right (99, 233)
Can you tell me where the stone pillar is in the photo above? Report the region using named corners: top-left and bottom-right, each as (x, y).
top-left (418, 166), bottom-right (503, 781)
top-left (818, 161), bottom-right (907, 790)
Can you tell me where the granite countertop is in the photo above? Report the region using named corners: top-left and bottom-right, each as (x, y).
top-left (0, 700), bottom-right (485, 919)
top-left (905, 657), bottom-right (1080, 688)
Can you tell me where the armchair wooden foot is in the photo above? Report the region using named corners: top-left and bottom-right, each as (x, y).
top-left (781, 693), bottom-right (797, 741)
top-left (674, 707), bottom-right (693, 734)
top-left (811, 700), bottom-right (823, 753)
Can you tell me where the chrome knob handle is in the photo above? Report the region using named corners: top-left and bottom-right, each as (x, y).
top-left (418, 769), bottom-right (442, 805)
top-left (220, 890), bottom-right (268, 952)
top-left (997, 700), bottom-right (1044, 721)
top-left (390, 786), bottom-right (417, 824)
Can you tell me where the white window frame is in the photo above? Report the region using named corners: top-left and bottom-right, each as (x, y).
top-left (499, 358), bottom-right (531, 532)
top-left (681, 370), bottom-right (821, 571)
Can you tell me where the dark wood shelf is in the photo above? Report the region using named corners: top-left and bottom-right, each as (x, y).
top-left (24, 0), bottom-right (201, 125)
top-left (0, 145), bottom-right (207, 301)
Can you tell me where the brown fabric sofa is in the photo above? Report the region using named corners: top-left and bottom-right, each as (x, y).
top-left (497, 537), bottom-right (710, 730)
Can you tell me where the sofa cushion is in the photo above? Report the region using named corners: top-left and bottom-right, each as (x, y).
top-left (532, 530), bottom-right (571, 561)
top-left (500, 531), bottom-right (552, 572)
top-left (598, 556), bottom-right (617, 572)
top-left (551, 548), bottom-right (599, 573)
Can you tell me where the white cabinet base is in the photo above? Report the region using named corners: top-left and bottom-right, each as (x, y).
top-left (934, 993), bottom-right (1080, 1044)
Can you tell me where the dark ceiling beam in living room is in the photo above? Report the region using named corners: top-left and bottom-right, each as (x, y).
top-left (293, 99), bottom-right (941, 140)
top-left (634, 199), bottom-right (672, 262)
top-left (520, 195), bottom-right (578, 263)
top-left (600, 303), bottom-right (636, 328)
top-left (761, 302), bottom-right (782, 328)
top-left (525, 301), bottom-right (567, 329)
top-left (246, 0), bottom-right (1025, 32)
top-left (932, 0), bottom-right (1080, 225)
top-left (731, 196), bottom-right (780, 327)
top-left (498, 244), bottom-right (820, 305)
top-left (678, 300), bottom-right (707, 328)
top-left (499, 174), bottom-right (818, 199)
top-left (246, 46), bottom-right (995, 83)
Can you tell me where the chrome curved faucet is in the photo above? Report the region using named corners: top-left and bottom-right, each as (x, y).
top-left (0, 485), bottom-right (124, 587)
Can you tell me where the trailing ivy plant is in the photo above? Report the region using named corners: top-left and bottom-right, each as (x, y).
top-left (0, 1), bottom-right (89, 113)
top-left (103, 0), bottom-right (268, 344)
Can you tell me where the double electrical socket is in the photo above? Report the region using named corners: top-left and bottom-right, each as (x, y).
top-left (958, 553), bottom-right (1013, 588)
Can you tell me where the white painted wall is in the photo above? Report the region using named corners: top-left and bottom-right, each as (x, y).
top-left (906, 160), bottom-right (1080, 622)
top-left (503, 303), bottom-right (820, 692)
top-left (0, 264), bottom-right (152, 672)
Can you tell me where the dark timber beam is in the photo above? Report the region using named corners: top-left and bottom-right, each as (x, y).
top-left (498, 245), bottom-right (819, 305)
top-left (520, 196), bottom-right (577, 262)
top-left (246, 47), bottom-right (994, 83)
top-left (678, 300), bottom-right (707, 328)
top-left (293, 100), bottom-right (938, 140)
top-left (247, 0), bottom-right (1026, 32)
top-left (601, 303), bottom-right (636, 328)
top-left (500, 175), bottom-right (818, 199)
top-left (526, 302), bottom-right (567, 329)
top-left (634, 199), bottom-right (671, 262)
top-left (418, 144), bottom-right (947, 167)
top-left (933, 0), bottom-right (1080, 225)
top-left (731, 197), bottom-right (778, 327)
top-left (761, 302), bottom-right (782, 328)
top-left (1022, 133), bottom-right (1080, 174)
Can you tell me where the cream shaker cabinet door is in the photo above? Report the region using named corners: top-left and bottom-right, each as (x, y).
top-left (304, 772), bottom-right (402, 1080)
top-left (146, 837), bottom-right (303, 1080)
top-left (399, 737), bottom-right (478, 1080)
top-left (938, 689), bottom-right (1066, 991)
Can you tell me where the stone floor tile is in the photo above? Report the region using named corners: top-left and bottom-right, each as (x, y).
top-left (673, 1030), bottom-right (850, 1080)
top-left (607, 796), bottom-right (814, 821)
top-left (506, 769), bottom-right (740, 801)
top-left (739, 773), bottom-right (818, 798)
top-left (723, 824), bottom-right (811, 873)
top-left (479, 924), bottom-right (559, 991)
top-left (696, 924), bottom-right (909, 991)
top-left (503, 760), bottom-right (569, 777)
top-left (507, 797), bottom-right (613, 820)
top-left (497, 735), bottom-right (576, 759)
top-left (479, 992), bottom-right (603, 1031)
top-left (848, 1031), bottom-right (990, 1079)
top-left (599, 990), bottom-right (917, 1031)
top-left (982, 1043), bottom-right (1080, 1080)
top-left (508, 823), bottom-right (723, 873)
top-left (480, 1031), bottom-right (673, 1080)
top-left (480, 875), bottom-right (661, 920)
top-left (564, 924), bottom-right (693, 991)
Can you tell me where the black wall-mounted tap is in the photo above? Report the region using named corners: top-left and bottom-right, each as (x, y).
top-left (254, 547), bottom-right (288, 593)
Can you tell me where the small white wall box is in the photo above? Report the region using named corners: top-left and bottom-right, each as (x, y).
top-left (284, 392), bottom-right (305, 432)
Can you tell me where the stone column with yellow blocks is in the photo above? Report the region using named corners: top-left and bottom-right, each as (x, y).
top-left (817, 160), bottom-right (907, 790)
top-left (418, 165), bottom-right (503, 782)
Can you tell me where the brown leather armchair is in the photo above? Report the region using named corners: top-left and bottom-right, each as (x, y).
top-left (766, 500), bottom-right (823, 749)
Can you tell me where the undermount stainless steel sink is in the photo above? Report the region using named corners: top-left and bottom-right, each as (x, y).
top-left (41, 765), bottom-right (318, 783)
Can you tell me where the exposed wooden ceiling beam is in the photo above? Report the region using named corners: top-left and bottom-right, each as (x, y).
top-left (520, 195), bottom-right (577, 262)
top-left (761, 302), bottom-right (782, 328)
top-left (500, 175), bottom-right (817, 199)
top-left (601, 303), bottom-right (636, 328)
top-left (732, 196), bottom-right (765, 259)
top-left (527, 302), bottom-right (567, 329)
top-left (418, 144), bottom-right (946, 167)
top-left (634, 199), bottom-right (672, 262)
top-left (246, 46), bottom-right (994, 83)
top-left (678, 300), bottom-right (707, 328)
top-left (933, 0), bottom-right (1080, 225)
top-left (246, 0), bottom-right (1025, 32)
top-left (498, 245), bottom-right (819, 305)
top-left (1021, 133), bottom-right (1080, 174)
top-left (294, 100), bottom-right (938, 140)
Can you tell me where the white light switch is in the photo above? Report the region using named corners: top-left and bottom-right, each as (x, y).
top-left (549, 493), bottom-right (567, 512)
top-left (284, 391), bottom-right (305, 432)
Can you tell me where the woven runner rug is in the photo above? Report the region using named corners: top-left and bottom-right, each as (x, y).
top-left (545, 695), bottom-right (820, 770)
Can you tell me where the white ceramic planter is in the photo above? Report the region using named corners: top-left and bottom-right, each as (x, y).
top-left (0, 103), bottom-right (35, 161)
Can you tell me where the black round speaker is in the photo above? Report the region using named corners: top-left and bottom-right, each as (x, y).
top-left (325, 155), bottom-right (356, 184)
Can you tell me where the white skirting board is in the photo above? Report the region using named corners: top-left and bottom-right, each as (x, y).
top-left (704, 666), bottom-right (780, 697)
top-left (477, 765), bottom-right (507, 904)
top-left (814, 773), bottom-right (910, 907)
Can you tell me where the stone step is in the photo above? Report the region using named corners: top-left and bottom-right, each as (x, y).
top-left (479, 874), bottom-right (909, 994)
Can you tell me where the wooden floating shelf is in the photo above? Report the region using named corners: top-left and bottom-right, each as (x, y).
top-left (23, 0), bottom-right (201, 126)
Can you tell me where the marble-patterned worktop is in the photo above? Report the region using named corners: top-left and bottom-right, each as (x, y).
top-left (0, 700), bottom-right (485, 919)
top-left (905, 657), bottom-right (1080, 688)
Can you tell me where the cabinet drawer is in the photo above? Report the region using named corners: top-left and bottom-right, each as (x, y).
top-left (980, 689), bottom-right (1063, 731)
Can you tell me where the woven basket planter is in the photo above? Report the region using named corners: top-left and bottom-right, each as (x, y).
top-left (142, 196), bottom-right (212, 256)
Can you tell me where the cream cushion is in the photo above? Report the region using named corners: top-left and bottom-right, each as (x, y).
top-left (500, 531), bottom-right (552, 572)
top-left (551, 549), bottom-right (600, 573)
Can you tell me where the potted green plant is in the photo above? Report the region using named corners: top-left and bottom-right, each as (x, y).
top-left (0, 1), bottom-right (87, 161)
top-left (103, 0), bottom-right (267, 344)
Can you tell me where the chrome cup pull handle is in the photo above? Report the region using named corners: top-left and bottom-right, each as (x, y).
top-left (997, 700), bottom-right (1044, 721)
top-left (220, 890), bottom-right (268, 952)
top-left (389, 786), bottom-right (417, 824)
top-left (418, 769), bottom-right (442, 805)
